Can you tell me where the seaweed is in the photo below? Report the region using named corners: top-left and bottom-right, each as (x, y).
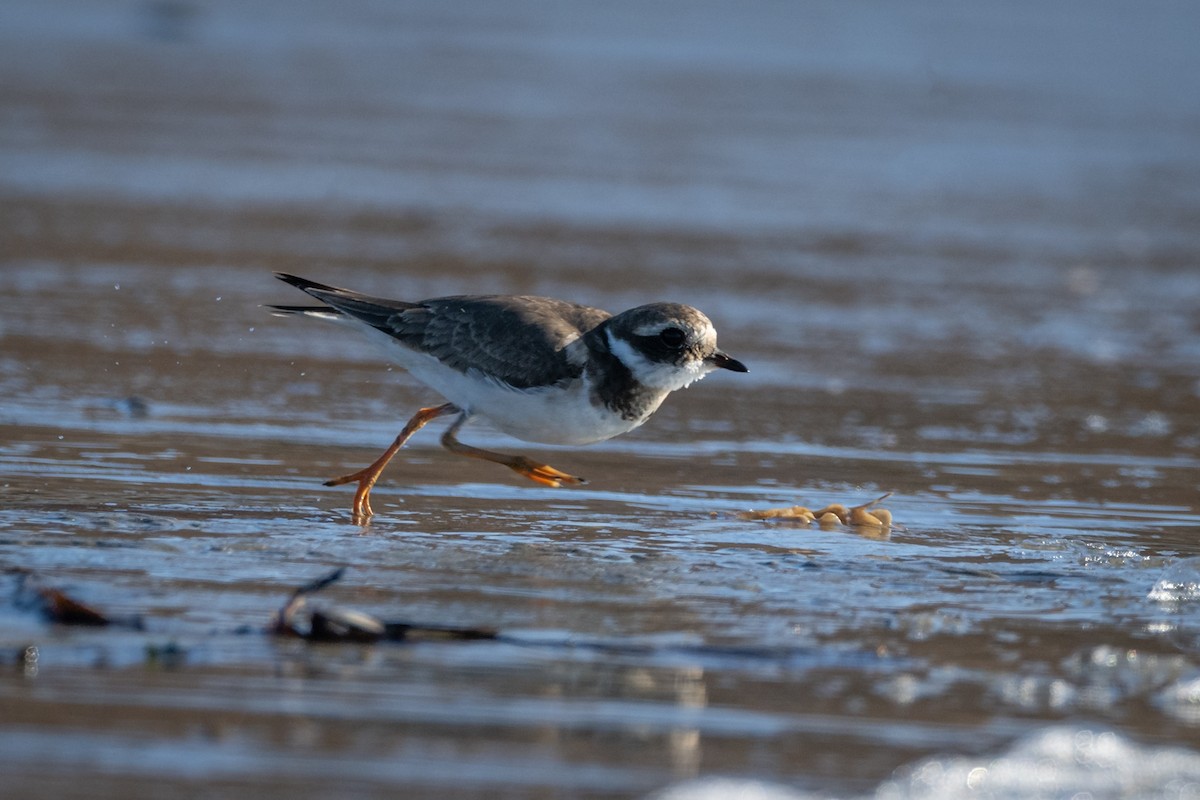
top-left (269, 568), bottom-right (497, 643)
top-left (11, 569), bottom-right (144, 629)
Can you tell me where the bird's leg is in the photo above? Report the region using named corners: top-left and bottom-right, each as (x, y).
top-left (439, 414), bottom-right (586, 488)
top-left (325, 402), bottom-right (459, 523)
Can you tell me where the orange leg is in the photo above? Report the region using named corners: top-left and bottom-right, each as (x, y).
top-left (325, 403), bottom-right (458, 523)
top-left (439, 414), bottom-right (585, 488)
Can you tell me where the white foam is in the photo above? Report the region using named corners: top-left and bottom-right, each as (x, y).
top-left (1149, 557), bottom-right (1200, 603)
top-left (649, 727), bottom-right (1200, 800)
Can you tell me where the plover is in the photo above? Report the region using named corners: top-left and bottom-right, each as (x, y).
top-left (269, 273), bottom-right (747, 522)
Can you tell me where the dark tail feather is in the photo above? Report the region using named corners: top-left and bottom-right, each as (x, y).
top-left (274, 272), bottom-right (345, 294)
top-left (273, 272), bottom-right (416, 331)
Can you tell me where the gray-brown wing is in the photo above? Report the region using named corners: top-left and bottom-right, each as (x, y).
top-left (387, 296), bottom-right (612, 389)
top-left (273, 275), bottom-right (611, 389)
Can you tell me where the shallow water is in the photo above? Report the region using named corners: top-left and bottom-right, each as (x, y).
top-left (3, 2), bottom-right (1200, 798)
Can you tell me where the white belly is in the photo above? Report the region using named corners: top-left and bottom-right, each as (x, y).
top-left (359, 328), bottom-right (658, 445)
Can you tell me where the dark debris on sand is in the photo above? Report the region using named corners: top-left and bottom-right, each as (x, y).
top-left (269, 567), bottom-right (498, 644)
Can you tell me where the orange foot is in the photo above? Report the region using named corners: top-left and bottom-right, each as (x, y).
top-left (504, 456), bottom-right (586, 488)
top-left (323, 467), bottom-right (381, 524)
top-left (320, 403), bottom-right (460, 524)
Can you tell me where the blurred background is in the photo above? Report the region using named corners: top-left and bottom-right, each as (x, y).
top-left (2, 1), bottom-right (1200, 798)
top-left (3, 0), bottom-right (1198, 406)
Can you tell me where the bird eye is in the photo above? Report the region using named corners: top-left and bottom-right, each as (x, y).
top-left (659, 327), bottom-right (686, 348)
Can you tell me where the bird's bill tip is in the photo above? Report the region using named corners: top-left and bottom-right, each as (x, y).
top-left (710, 350), bottom-right (749, 373)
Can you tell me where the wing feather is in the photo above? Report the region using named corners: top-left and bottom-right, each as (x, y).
top-left (274, 273), bottom-right (611, 390)
top-left (393, 296), bottom-right (611, 389)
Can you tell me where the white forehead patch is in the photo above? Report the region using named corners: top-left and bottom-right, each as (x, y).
top-left (633, 321), bottom-right (673, 337)
top-left (630, 320), bottom-right (714, 340)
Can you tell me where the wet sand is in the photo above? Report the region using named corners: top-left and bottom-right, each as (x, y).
top-left (3, 2), bottom-right (1200, 798)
